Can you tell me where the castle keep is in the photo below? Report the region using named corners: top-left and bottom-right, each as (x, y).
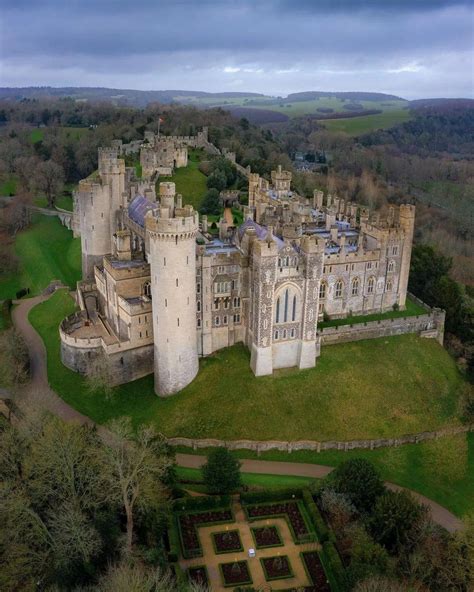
top-left (61, 130), bottom-right (442, 396)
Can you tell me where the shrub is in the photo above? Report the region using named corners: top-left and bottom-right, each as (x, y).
top-left (327, 459), bottom-right (386, 514)
top-left (369, 490), bottom-right (428, 554)
top-left (199, 188), bottom-right (221, 215)
top-left (302, 489), bottom-right (329, 542)
top-left (202, 448), bottom-right (241, 494)
top-left (206, 170), bottom-right (227, 192)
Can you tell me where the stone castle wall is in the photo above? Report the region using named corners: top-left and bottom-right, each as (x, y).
top-left (318, 308), bottom-right (445, 346)
top-left (60, 312), bottom-right (154, 385)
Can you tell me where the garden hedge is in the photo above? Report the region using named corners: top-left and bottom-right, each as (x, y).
top-left (302, 489), bottom-right (329, 542)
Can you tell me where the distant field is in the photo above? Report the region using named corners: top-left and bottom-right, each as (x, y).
top-left (178, 93), bottom-right (410, 132)
top-left (34, 194), bottom-right (74, 211)
top-left (0, 214), bottom-right (81, 299)
top-left (29, 126), bottom-right (89, 144)
top-left (321, 109), bottom-right (412, 135)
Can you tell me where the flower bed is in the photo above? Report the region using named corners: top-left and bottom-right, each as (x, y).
top-left (187, 566), bottom-right (209, 588)
top-left (251, 525), bottom-right (283, 549)
top-left (178, 509), bottom-right (234, 558)
top-left (246, 501), bottom-right (311, 542)
top-left (219, 560), bottom-right (253, 587)
top-left (260, 555), bottom-right (294, 581)
top-left (213, 529), bottom-right (243, 554)
top-left (301, 551), bottom-right (331, 591)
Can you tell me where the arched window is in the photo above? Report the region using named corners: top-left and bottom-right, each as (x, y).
top-left (386, 280), bottom-right (393, 292)
top-left (388, 260), bottom-right (395, 273)
top-left (335, 280), bottom-right (343, 299)
top-left (143, 282), bottom-right (152, 298)
top-left (367, 277), bottom-right (375, 294)
top-left (319, 282), bottom-right (327, 300)
top-left (275, 285), bottom-right (300, 324)
top-left (351, 277), bottom-right (359, 297)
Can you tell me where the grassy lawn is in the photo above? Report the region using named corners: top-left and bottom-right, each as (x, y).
top-left (30, 290), bottom-right (464, 443)
top-left (176, 466), bottom-right (316, 491)
top-left (0, 177), bottom-right (17, 197)
top-left (30, 129), bottom-right (44, 144)
top-left (34, 194), bottom-right (74, 211)
top-left (322, 109), bottom-right (412, 135)
top-left (0, 215), bottom-right (81, 300)
top-left (174, 433), bottom-right (474, 518)
top-left (319, 296), bottom-right (427, 329)
top-left (159, 149), bottom-right (208, 211)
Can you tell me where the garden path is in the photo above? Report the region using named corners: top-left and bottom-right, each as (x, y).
top-left (10, 289), bottom-right (464, 534)
top-left (180, 497), bottom-right (318, 591)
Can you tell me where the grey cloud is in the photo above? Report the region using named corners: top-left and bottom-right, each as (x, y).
top-left (0, 0), bottom-right (472, 98)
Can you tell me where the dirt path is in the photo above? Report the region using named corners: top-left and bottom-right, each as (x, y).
top-left (10, 292), bottom-right (464, 533)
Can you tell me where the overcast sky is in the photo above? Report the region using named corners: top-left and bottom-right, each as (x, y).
top-left (1, 0), bottom-right (473, 99)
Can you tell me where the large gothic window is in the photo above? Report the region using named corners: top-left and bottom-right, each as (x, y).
top-left (335, 280), bottom-right (343, 299)
top-left (275, 285), bottom-right (300, 324)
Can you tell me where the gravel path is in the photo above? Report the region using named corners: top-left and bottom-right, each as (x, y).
top-left (10, 290), bottom-right (464, 533)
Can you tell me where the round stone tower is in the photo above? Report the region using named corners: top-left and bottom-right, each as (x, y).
top-left (146, 182), bottom-right (199, 396)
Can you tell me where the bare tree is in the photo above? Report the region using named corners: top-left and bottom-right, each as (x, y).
top-left (101, 419), bottom-right (172, 555)
top-left (33, 160), bottom-right (64, 208)
top-left (85, 350), bottom-right (113, 397)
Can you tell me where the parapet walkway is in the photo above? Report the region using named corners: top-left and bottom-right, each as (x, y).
top-left (9, 289), bottom-right (464, 534)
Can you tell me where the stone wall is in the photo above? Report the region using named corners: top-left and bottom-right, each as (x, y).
top-left (318, 307), bottom-right (445, 346)
top-left (166, 423), bottom-right (473, 454)
top-left (60, 313), bottom-right (154, 385)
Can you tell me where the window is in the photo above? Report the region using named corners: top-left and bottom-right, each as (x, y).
top-left (283, 329), bottom-right (287, 339)
top-left (351, 277), bottom-right (359, 297)
top-left (143, 281), bottom-right (152, 298)
top-left (335, 280), bottom-right (343, 298)
top-left (233, 314), bottom-right (241, 323)
top-left (274, 330), bottom-right (279, 340)
top-left (214, 299), bottom-right (219, 311)
top-left (366, 261), bottom-right (372, 270)
top-left (197, 283), bottom-right (201, 294)
top-left (224, 299), bottom-right (229, 310)
top-left (319, 282), bottom-right (327, 300)
top-left (233, 297), bottom-right (241, 308)
top-left (197, 301), bottom-right (201, 312)
top-left (392, 245), bottom-right (399, 256)
top-left (275, 285), bottom-right (300, 324)
top-left (388, 260), bottom-right (395, 273)
top-left (367, 277), bottom-right (375, 294)
top-left (386, 280), bottom-right (393, 292)
top-left (223, 315), bottom-right (228, 325)
top-left (291, 328), bottom-right (295, 338)
top-left (215, 316), bottom-right (220, 326)
top-left (197, 318), bottom-right (201, 328)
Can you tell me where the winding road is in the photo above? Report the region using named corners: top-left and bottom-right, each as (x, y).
top-left (10, 289), bottom-right (464, 533)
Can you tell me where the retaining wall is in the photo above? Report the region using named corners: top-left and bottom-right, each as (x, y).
top-left (166, 423), bottom-right (473, 454)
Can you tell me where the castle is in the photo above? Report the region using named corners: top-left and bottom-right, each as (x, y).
top-left (61, 129), bottom-right (434, 397)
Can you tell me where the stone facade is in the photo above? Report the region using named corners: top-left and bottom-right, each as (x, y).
top-left (62, 130), bottom-right (443, 397)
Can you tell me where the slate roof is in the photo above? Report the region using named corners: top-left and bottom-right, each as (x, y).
top-left (128, 195), bottom-right (156, 227)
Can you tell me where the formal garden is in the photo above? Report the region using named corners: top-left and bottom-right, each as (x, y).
top-left (169, 489), bottom-right (343, 591)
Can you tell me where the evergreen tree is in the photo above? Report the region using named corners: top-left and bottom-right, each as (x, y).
top-left (202, 448), bottom-right (241, 494)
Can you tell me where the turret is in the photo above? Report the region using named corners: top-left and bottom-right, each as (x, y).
top-left (397, 204), bottom-right (416, 308)
top-left (146, 206), bottom-right (199, 396)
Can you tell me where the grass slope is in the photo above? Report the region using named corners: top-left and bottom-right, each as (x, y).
top-left (159, 149), bottom-right (207, 211)
top-left (30, 291), bottom-right (472, 516)
top-left (0, 215), bottom-right (81, 299)
top-left (30, 291), bottom-right (464, 442)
